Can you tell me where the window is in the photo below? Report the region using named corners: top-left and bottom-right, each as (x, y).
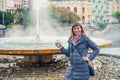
top-left (82, 7), bottom-right (85, 13)
top-left (74, 7), bottom-right (77, 13)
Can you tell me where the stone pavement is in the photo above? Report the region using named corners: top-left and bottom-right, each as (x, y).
top-left (100, 47), bottom-right (120, 58)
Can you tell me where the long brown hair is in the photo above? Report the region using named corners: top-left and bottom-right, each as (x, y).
top-left (69, 22), bottom-right (86, 40)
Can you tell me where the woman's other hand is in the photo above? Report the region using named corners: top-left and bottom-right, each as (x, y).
top-left (82, 56), bottom-right (89, 61)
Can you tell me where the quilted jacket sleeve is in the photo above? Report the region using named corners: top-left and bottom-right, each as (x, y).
top-left (60, 44), bottom-right (71, 57)
top-left (86, 37), bottom-right (100, 61)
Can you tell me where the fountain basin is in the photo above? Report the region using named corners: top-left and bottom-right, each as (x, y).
top-left (0, 36), bottom-right (112, 55)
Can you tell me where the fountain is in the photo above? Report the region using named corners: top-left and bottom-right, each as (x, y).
top-left (0, 0), bottom-right (112, 63)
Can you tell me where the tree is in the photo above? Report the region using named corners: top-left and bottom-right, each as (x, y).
top-left (50, 6), bottom-right (80, 25)
top-left (23, 9), bottom-right (32, 28)
top-left (112, 11), bottom-right (120, 22)
top-left (16, 8), bottom-right (25, 13)
top-left (15, 8), bottom-right (32, 28)
top-left (15, 8), bottom-right (24, 24)
top-left (0, 11), bottom-right (14, 25)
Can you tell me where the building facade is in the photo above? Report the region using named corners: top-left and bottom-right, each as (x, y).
top-left (116, 0), bottom-right (120, 12)
top-left (91, 0), bottom-right (119, 23)
top-left (0, 0), bottom-right (28, 12)
top-left (112, 0), bottom-right (119, 13)
top-left (22, 0), bottom-right (29, 9)
top-left (0, 0), bottom-right (10, 11)
top-left (50, 1), bottom-right (91, 23)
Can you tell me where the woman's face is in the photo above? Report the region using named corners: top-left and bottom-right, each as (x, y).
top-left (73, 26), bottom-right (82, 35)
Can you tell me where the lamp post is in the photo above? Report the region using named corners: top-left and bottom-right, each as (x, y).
top-left (2, 0), bottom-right (4, 25)
top-left (2, 11), bottom-right (4, 25)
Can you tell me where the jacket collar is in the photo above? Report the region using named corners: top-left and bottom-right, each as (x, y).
top-left (68, 34), bottom-right (85, 46)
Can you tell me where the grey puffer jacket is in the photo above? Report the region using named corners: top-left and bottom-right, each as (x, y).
top-left (60, 34), bottom-right (99, 80)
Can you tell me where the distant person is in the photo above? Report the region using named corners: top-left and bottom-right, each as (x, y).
top-left (20, 18), bottom-right (24, 25)
top-left (55, 22), bottom-right (99, 80)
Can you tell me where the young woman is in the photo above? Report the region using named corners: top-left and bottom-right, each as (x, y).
top-left (56, 22), bottom-right (99, 80)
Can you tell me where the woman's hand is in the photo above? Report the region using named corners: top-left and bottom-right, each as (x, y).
top-left (82, 56), bottom-right (89, 61)
top-left (55, 42), bottom-right (62, 49)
